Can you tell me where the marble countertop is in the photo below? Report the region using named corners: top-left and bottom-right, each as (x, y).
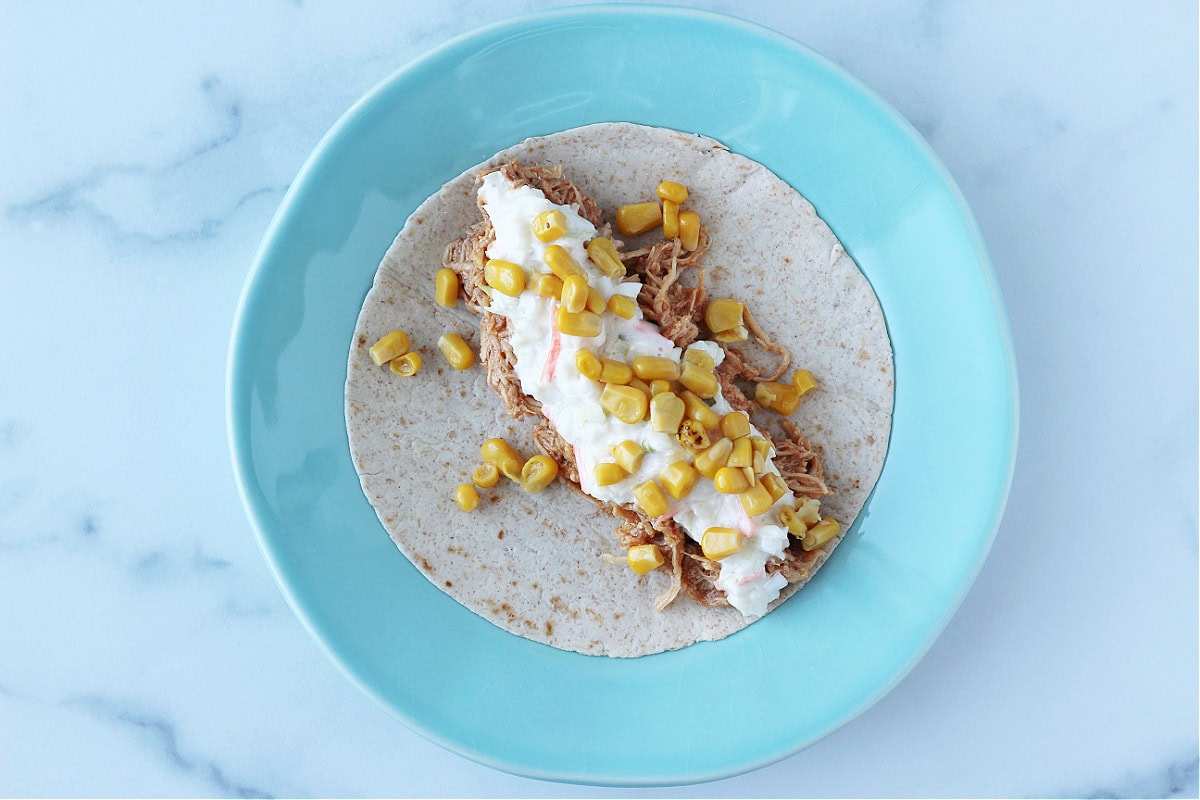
top-left (2, 1), bottom-right (1196, 797)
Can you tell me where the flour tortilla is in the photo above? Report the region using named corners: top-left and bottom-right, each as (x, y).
top-left (345, 123), bottom-right (893, 657)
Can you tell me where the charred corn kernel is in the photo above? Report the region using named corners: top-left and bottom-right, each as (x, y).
top-left (520, 455), bottom-right (559, 494)
top-left (778, 506), bottom-right (807, 536)
top-left (796, 498), bottom-right (822, 526)
top-left (728, 436), bottom-right (753, 468)
top-left (714, 466), bottom-right (750, 494)
top-left (633, 480), bottom-right (668, 518)
top-left (454, 483), bottom-right (479, 512)
top-left (792, 369), bottom-right (819, 397)
top-left (594, 462), bottom-right (627, 487)
top-left (575, 349), bottom-right (602, 380)
top-left (802, 518), bottom-right (841, 551)
top-left (608, 293), bottom-right (637, 319)
top-left (679, 361), bottom-right (719, 398)
top-left (543, 244), bottom-right (585, 279)
top-left (632, 356), bottom-right (680, 382)
top-left (615, 201), bottom-right (663, 236)
top-left (701, 527), bottom-right (742, 561)
top-left (484, 259), bottom-right (526, 297)
top-left (679, 210), bottom-right (701, 251)
top-left (599, 358), bottom-right (633, 385)
top-left (369, 330), bottom-right (410, 366)
top-left (750, 435), bottom-right (772, 461)
top-left (740, 482), bottom-right (775, 517)
top-left (601, 383), bottom-right (649, 423)
top-left (481, 438), bottom-right (524, 482)
top-left (682, 348), bottom-right (714, 371)
top-left (755, 381), bottom-right (801, 414)
top-left (680, 390), bottom-right (720, 430)
top-left (650, 379), bottom-right (673, 396)
top-left (532, 272), bottom-right (564, 298)
top-left (656, 180), bottom-right (689, 204)
top-left (435, 268), bottom-right (459, 307)
top-left (611, 440), bottom-right (645, 473)
top-left (662, 199), bottom-right (680, 239)
top-left (628, 377), bottom-right (653, 400)
top-left (560, 274), bottom-right (589, 313)
top-left (586, 287), bottom-right (606, 315)
top-left (761, 473), bottom-right (788, 503)
top-left (676, 418), bottom-right (710, 453)
top-left (627, 543), bottom-right (664, 575)
top-left (438, 332), bottom-right (474, 370)
top-left (586, 237), bottom-right (625, 278)
top-left (532, 209), bottom-right (568, 242)
top-left (705, 298), bottom-right (744, 333)
top-left (389, 351), bottom-right (422, 376)
top-left (753, 450), bottom-right (767, 474)
top-left (713, 325), bottom-right (750, 343)
top-left (659, 461), bottom-right (698, 500)
top-left (556, 307), bottom-right (602, 337)
top-left (471, 463), bottom-right (500, 488)
top-left (694, 437), bottom-right (733, 478)
top-left (649, 392), bottom-right (685, 433)
top-left (720, 411), bottom-right (751, 440)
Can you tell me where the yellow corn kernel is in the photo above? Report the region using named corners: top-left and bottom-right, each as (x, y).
top-left (586, 237), bottom-right (626, 278)
top-left (802, 518), bottom-right (841, 551)
top-left (611, 440), bottom-right (645, 473)
top-left (761, 473), bottom-right (788, 503)
top-left (694, 437), bottom-right (733, 478)
top-left (594, 462), bottom-right (627, 487)
top-left (586, 287), bottom-right (606, 315)
top-left (454, 483), bottom-right (479, 512)
top-left (601, 383), bottom-right (649, 424)
top-left (532, 272), bottom-right (564, 298)
top-left (556, 307), bottom-right (602, 337)
top-left (679, 390), bottom-right (720, 430)
top-left (616, 201), bottom-right (663, 236)
top-left (792, 369), bottom-right (819, 397)
top-left (682, 347), bottom-right (714, 371)
top-left (481, 438), bottom-right (524, 482)
top-left (389, 351), bottom-right (422, 377)
top-left (627, 543), bottom-right (664, 575)
top-left (369, 330), bottom-right (410, 366)
top-left (679, 360), bottom-right (718, 398)
top-left (543, 244), bottom-right (585, 279)
top-left (471, 463), bottom-right (500, 488)
top-left (656, 180), bottom-right (689, 204)
top-left (662, 199), bottom-right (680, 239)
top-left (559, 274), bottom-right (589, 313)
top-left (779, 506), bottom-right (808, 537)
top-left (520, 455), bottom-right (559, 494)
top-left (435, 268), bottom-right (459, 307)
top-left (713, 466), bottom-right (750, 494)
top-left (649, 392), bottom-right (685, 433)
top-left (720, 412), bottom-right (751, 440)
top-left (633, 480), bottom-right (669, 517)
top-left (796, 498), bottom-right (822, 526)
top-left (752, 450), bottom-right (767, 475)
top-left (649, 379), bottom-right (673, 396)
top-left (437, 332), bottom-right (474, 370)
top-left (755, 381), bottom-right (800, 415)
top-left (679, 210), bottom-right (701, 251)
top-left (676, 418), bottom-right (710, 453)
top-left (750, 435), bottom-right (772, 461)
top-left (532, 209), bottom-right (568, 242)
top-left (742, 466), bottom-right (758, 487)
top-left (659, 461), bottom-right (698, 500)
top-left (713, 325), bottom-right (750, 343)
top-left (705, 298), bottom-right (744, 333)
top-left (575, 350), bottom-right (602, 381)
top-left (701, 527), bottom-right (742, 561)
top-left (599, 358), bottom-right (633, 385)
top-left (608, 293), bottom-right (637, 319)
top-left (728, 436), bottom-right (753, 468)
top-left (484, 259), bottom-right (526, 297)
top-left (632, 356), bottom-right (680, 382)
top-left (740, 482), bottom-right (775, 517)
top-left (628, 377), bottom-right (654, 400)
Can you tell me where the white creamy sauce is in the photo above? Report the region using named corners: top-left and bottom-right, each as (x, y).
top-left (479, 173), bottom-right (795, 616)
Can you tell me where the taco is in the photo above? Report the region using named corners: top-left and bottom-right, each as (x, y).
top-left (345, 123), bottom-right (893, 657)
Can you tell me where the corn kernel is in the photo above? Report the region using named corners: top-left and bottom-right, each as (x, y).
top-left (520, 455), bottom-right (559, 494)
top-left (679, 210), bottom-right (701, 251)
top-left (796, 498), bottom-right (822, 526)
top-left (649, 392), bottom-right (685, 433)
top-left (632, 356), bottom-right (680, 382)
top-left (753, 450), bottom-right (767, 474)
top-left (586, 237), bottom-right (625, 278)
top-left (705, 298), bottom-right (744, 333)
top-left (575, 349), bottom-right (602, 380)
top-left (649, 379), bottom-right (673, 396)
top-left (369, 330), bottom-right (410, 366)
top-left (740, 482), bottom-right (775, 517)
top-left (750, 436), bottom-right (772, 461)
top-left (389, 351), bottom-right (422, 376)
top-left (802, 518), bottom-right (840, 551)
top-left (627, 543), bottom-right (664, 575)
top-left (556, 307), bottom-right (602, 337)
top-left (659, 461), bottom-right (698, 500)
top-left (544, 244), bottom-right (584, 279)
top-left (792, 369), bottom-right (819, 397)
top-left (694, 437), bottom-right (733, 478)
top-left (682, 348), bottom-right (714, 371)
top-left (608, 294), bottom-right (637, 319)
top-left (713, 325), bottom-right (750, 343)
top-left (728, 437), bottom-right (753, 468)
top-left (454, 483), bottom-right (479, 512)
top-left (586, 287), bottom-right (606, 315)
top-left (713, 466), bottom-right (750, 494)
top-left (435, 268), bottom-right (459, 307)
top-left (662, 199), bottom-right (680, 239)
top-left (532, 209), bottom-right (568, 242)
top-left (679, 390), bottom-right (719, 430)
top-left (560, 274), bottom-right (589, 313)
top-left (633, 480), bottom-right (668, 517)
top-left (471, 463), bottom-right (500, 488)
top-left (656, 180), bottom-right (689, 204)
top-left (438, 332), bottom-right (475, 370)
top-left (484, 259), bottom-right (526, 297)
top-left (761, 473), bottom-right (788, 503)
top-left (532, 272), bottom-right (564, 298)
top-left (720, 412), bottom-right (751, 440)
top-left (676, 418), bottom-right (710, 453)
top-left (601, 383), bottom-right (649, 424)
top-left (628, 377), bottom-right (653, 400)
top-left (679, 360), bottom-right (718, 398)
top-left (701, 527), bottom-right (742, 561)
top-left (755, 381), bottom-right (800, 414)
top-left (594, 462), bottom-right (627, 487)
top-left (599, 358), bottom-right (633, 385)
top-left (611, 440), bottom-right (645, 473)
top-left (742, 466), bottom-right (757, 487)
top-left (779, 506), bottom-right (808, 536)
top-left (481, 438), bottom-right (524, 482)
top-left (616, 201), bottom-right (663, 236)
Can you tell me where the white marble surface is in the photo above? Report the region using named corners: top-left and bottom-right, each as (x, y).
top-left (1, 1), bottom-right (1196, 797)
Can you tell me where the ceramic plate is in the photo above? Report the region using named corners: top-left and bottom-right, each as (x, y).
top-left (228, 5), bottom-right (1017, 786)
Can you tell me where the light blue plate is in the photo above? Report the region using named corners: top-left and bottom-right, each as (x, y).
top-left (227, 5), bottom-right (1017, 786)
